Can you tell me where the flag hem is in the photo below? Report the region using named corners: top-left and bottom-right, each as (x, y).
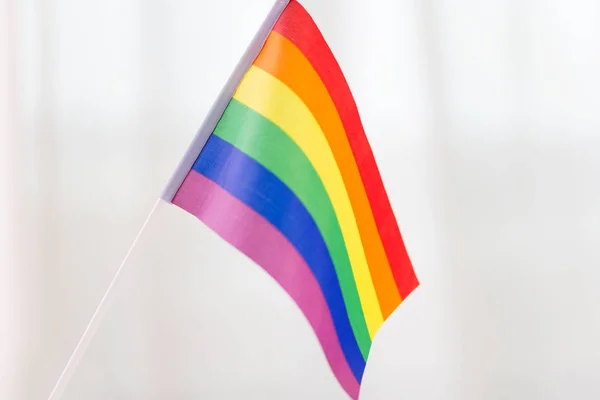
top-left (160, 0), bottom-right (291, 203)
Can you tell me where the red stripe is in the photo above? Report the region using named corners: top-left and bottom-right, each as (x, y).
top-left (273, 0), bottom-right (418, 300)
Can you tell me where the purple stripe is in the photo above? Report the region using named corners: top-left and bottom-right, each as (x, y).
top-left (172, 170), bottom-right (360, 399)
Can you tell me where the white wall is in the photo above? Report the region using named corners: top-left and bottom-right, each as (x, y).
top-left (4, 0), bottom-right (600, 399)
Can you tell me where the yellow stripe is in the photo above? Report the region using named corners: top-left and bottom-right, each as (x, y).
top-left (233, 66), bottom-right (384, 336)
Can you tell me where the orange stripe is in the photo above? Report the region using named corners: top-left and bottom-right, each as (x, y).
top-left (253, 31), bottom-right (401, 318)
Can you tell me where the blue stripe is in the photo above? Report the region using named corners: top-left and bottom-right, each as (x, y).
top-left (192, 134), bottom-right (366, 381)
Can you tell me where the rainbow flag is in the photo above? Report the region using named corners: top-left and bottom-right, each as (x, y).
top-left (161, 0), bottom-right (418, 398)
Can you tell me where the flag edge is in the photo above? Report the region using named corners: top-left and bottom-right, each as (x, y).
top-left (160, 0), bottom-right (291, 202)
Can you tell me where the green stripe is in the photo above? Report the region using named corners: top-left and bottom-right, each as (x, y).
top-left (214, 99), bottom-right (371, 357)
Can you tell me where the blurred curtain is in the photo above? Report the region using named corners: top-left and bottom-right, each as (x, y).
top-left (3, 0), bottom-right (600, 399)
top-left (1, 1), bottom-right (21, 399)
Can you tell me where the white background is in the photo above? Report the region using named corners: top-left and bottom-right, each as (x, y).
top-left (2, 0), bottom-right (600, 399)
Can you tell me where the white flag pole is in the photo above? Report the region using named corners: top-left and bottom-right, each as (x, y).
top-left (46, 2), bottom-right (290, 399)
top-left (46, 199), bottom-right (161, 400)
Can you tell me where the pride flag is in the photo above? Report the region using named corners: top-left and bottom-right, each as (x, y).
top-left (162, 0), bottom-right (418, 398)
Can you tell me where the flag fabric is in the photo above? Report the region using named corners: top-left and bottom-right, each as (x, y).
top-left (166, 1), bottom-right (418, 398)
